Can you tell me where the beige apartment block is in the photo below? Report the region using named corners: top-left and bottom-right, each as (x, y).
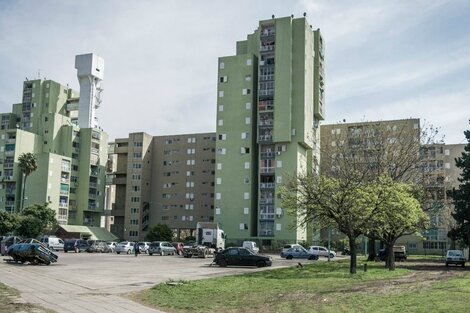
top-left (110, 132), bottom-right (216, 241)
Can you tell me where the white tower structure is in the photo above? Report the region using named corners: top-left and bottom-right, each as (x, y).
top-left (75, 53), bottom-right (104, 128)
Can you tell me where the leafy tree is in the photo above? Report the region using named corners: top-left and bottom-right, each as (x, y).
top-left (280, 173), bottom-right (373, 274)
top-left (367, 176), bottom-right (429, 270)
top-left (321, 122), bottom-right (441, 260)
top-left (16, 203), bottom-right (57, 238)
top-left (448, 121), bottom-right (470, 246)
top-left (18, 153), bottom-right (38, 211)
top-left (0, 211), bottom-right (19, 235)
top-left (145, 224), bottom-right (173, 242)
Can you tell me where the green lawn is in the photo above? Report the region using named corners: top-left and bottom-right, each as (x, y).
top-left (136, 259), bottom-right (470, 313)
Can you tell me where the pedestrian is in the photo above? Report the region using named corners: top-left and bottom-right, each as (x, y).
top-left (134, 242), bottom-right (139, 257)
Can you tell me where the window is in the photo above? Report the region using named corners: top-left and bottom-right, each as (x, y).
top-left (219, 76), bottom-right (228, 83)
top-left (242, 89), bottom-right (251, 95)
top-left (245, 75), bottom-right (251, 81)
top-left (217, 163), bottom-right (222, 170)
top-left (241, 132), bottom-right (248, 139)
top-left (218, 105), bottom-right (224, 112)
top-left (216, 178), bottom-right (221, 185)
top-left (218, 91), bottom-right (224, 98)
top-left (216, 193), bottom-right (221, 200)
top-left (245, 117), bottom-right (251, 124)
top-left (244, 207), bottom-right (249, 215)
top-left (276, 224), bottom-right (281, 231)
top-left (277, 160), bottom-right (283, 168)
top-left (218, 134), bottom-right (226, 141)
top-left (187, 137), bottom-right (196, 143)
top-left (244, 192), bottom-right (249, 200)
top-left (241, 147), bottom-right (250, 154)
top-left (244, 162), bottom-right (250, 169)
top-left (246, 59), bottom-right (252, 66)
top-left (240, 223), bottom-right (248, 230)
top-left (186, 181), bottom-right (194, 187)
top-left (219, 62), bottom-right (225, 69)
top-left (217, 148), bottom-right (226, 155)
top-left (218, 119), bottom-right (224, 126)
top-left (245, 102), bottom-right (251, 110)
top-left (277, 176), bottom-right (282, 184)
top-left (215, 208), bottom-right (221, 215)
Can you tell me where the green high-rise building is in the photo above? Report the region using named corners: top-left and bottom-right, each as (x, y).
top-left (0, 54), bottom-right (108, 227)
top-left (214, 16), bottom-right (325, 247)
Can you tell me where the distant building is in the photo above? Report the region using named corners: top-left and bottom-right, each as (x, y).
top-left (214, 15), bottom-right (325, 247)
top-left (0, 54), bottom-right (108, 227)
top-left (109, 132), bottom-right (216, 241)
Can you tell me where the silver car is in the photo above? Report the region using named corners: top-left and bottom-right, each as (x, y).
top-left (115, 241), bottom-right (135, 254)
top-left (148, 241), bottom-right (176, 256)
top-left (308, 246), bottom-right (336, 258)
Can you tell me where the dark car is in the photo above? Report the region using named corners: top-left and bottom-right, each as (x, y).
top-left (64, 239), bottom-right (90, 253)
top-left (7, 238), bottom-right (58, 265)
top-left (214, 247), bottom-right (272, 268)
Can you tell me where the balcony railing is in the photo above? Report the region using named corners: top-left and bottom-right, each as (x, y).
top-left (260, 151), bottom-right (275, 158)
top-left (259, 119), bottom-right (273, 126)
top-left (259, 135), bottom-right (273, 142)
top-left (91, 148), bottom-right (99, 154)
top-left (89, 182), bottom-right (97, 188)
top-left (5, 201), bottom-right (15, 206)
top-left (259, 197), bottom-right (274, 204)
top-left (6, 138), bottom-right (16, 144)
top-left (3, 162), bottom-right (14, 168)
top-left (260, 45), bottom-right (275, 52)
top-left (88, 193), bottom-right (97, 199)
top-left (260, 213), bottom-right (275, 220)
top-left (59, 202), bottom-right (68, 208)
top-left (62, 166), bottom-right (71, 172)
top-left (260, 182), bottom-right (275, 189)
top-left (260, 167), bottom-right (275, 174)
top-left (259, 89), bottom-right (274, 96)
top-left (5, 150), bottom-right (14, 156)
top-left (5, 189), bottom-right (15, 194)
top-left (60, 190), bottom-right (69, 196)
top-left (90, 170), bottom-right (99, 177)
top-left (259, 74), bottom-right (274, 81)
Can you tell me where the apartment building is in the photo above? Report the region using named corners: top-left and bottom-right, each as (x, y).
top-left (320, 119), bottom-right (465, 254)
top-left (0, 53), bottom-right (108, 226)
top-left (110, 132), bottom-right (216, 241)
top-left (214, 15), bottom-right (325, 247)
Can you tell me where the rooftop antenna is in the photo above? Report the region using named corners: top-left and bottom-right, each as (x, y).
top-left (303, 12), bottom-right (307, 17)
top-left (291, 14), bottom-right (294, 18)
top-left (37, 69), bottom-right (41, 79)
top-left (272, 14), bottom-right (275, 19)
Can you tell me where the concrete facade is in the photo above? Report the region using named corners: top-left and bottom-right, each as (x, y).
top-left (110, 132), bottom-right (216, 241)
top-left (214, 16), bottom-right (325, 248)
top-left (0, 66), bottom-right (108, 226)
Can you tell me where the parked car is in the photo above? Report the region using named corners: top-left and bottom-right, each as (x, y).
top-left (136, 242), bottom-right (151, 254)
top-left (214, 247), bottom-right (272, 267)
top-left (87, 241), bottom-right (111, 253)
top-left (377, 246), bottom-right (407, 262)
top-left (446, 249), bottom-right (466, 267)
top-left (172, 242), bottom-right (184, 255)
top-left (242, 241), bottom-right (259, 254)
top-left (63, 239), bottom-right (90, 253)
top-left (107, 241), bottom-right (117, 252)
top-left (308, 246), bottom-right (336, 258)
top-left (148, 241), bottom-right (176, 256)
top-left (280, 247), bottom-right (319, 260)
top-left (40, 236), bottom-right (64, 252)
top-left (281, 244), bottom-right (303, 254)
top-left (115, 241), bottom-right (135, 254)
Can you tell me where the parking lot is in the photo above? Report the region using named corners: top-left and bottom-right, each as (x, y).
top-left (0, 251), bottom-right (324, 313)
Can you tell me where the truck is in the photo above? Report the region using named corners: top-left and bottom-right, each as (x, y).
top-left (183, 222), bottom-right (225, 258)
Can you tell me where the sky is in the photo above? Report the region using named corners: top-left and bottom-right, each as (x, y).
top-left (0, 0), bottom-right (469, 144)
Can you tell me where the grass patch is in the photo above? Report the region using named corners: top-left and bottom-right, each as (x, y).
top-left (137, 260), bottom-right (413, 313)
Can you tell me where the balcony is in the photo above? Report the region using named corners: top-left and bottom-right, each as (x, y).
top-left (59, 202), bottom-right (68, 208)
top-left (260, 45), bottom-right (275, 52)
top-left (91, 148), bottom-right (99, 155)
top-left (260, 213), bottom-right (275, 220)
top-left (61, 166), bottom-right (71, 172)
top-left (90, 170), bottom-right (99, 177)
top-left (259, 119), bottom-right (273, 127)
top-left (259, 89), bottom-right (274, 97)
top-left (5, 201), bottom-right (15, 206)
top-left (3, 162), bottom-right (14, 169)
top-left (259, 231), bottom-right (274, 237)
top-left (260, 182), bottom-right (275, 189)
top-left (5, 189), bottom-right (15, 195)
top-left (259, 197), bottom-right (274, 204)
top-left (260, 167), bottom-right (275, 174)
top-left (260, 151), bottom-right (275, 159)
top-left (60, 177), bottom-right (70, 183)
top-left (60, 189), bottom-right (69, 196)
top-left (259, 135), bottom-right (273, 142)
top-left (88, 193), bottom-right (97, 199)
top-left (113, 176), bottom-right (127, 185)
top-left (4, 176), bottom-right (14, 181)
top-left (6, 138), bottom-right (16, 144)
top-left (89, 182), bottom-right (97, 188)
top-left (5, 150), bottom-right (15, 156)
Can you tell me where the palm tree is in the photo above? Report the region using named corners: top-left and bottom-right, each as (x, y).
top-left (18, 152), bottom-right (38, 211)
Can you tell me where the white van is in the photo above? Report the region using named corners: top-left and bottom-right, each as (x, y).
top-left (40, 237), bottom-right (64, 251)
top-left (242, 241), bottom-right (259, 254)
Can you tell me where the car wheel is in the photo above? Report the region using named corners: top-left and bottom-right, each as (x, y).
top-left (74, 247), bottom-right (78, 253)
top-left (149, 252), bottom-right (153, 256)
top-left (286, 255), bottom-right (293, 260)
top-left (308, 255), bottom-right (315, 260)
top-left (127, 250), bottom-right (131, 255)
top-left (257, 260), bottom-right (266, 268)
top-left (219, 259), bottom-right (227, 267)
top-left (329, 253), bottom-right (335, 258)
top-left (117, 252), bottom-right (121, 254)
top-left (462, 263), bottom-right (465, 268)
top-left (160, 251), bottom-right (164, 256)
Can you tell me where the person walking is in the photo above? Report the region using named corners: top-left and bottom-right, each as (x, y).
top-left (134, 242), bottom-right (139, 257)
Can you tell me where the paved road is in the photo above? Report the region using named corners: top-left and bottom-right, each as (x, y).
top-left (0, 252), bottom-right (301, 313)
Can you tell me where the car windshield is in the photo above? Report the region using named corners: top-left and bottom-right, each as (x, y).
top-left (448, 251), bottom-right (463, 257)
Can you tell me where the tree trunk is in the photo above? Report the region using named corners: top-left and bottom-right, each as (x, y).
top-left (386, 242), bottom-right (396, 271)
top-left (20, 173), bottom-right (27, 212)
top-left (348, 237), bottom-right (357, 274)
top-left (367, 237), bottom-right (376, 261)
